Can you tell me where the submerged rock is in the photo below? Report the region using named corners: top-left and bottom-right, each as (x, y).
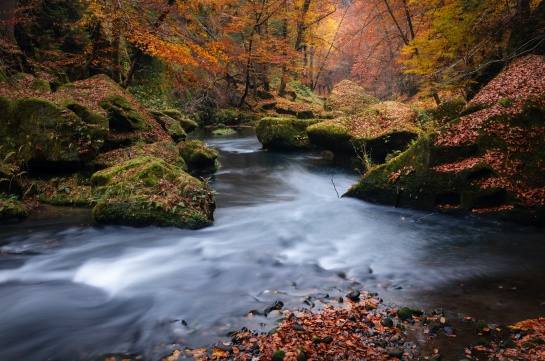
top-left (91, 156), bottom-right (215, 229)
top-left (256, 117), bottom-right (321, 150)
top-left (346, 55), bottom-right (545, 224)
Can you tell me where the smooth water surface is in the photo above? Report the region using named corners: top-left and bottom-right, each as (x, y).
top-left (1, 129), bottom-right (545, 360)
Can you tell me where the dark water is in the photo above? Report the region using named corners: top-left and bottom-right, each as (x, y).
top-left (1, 129), bottom-right (545, 360)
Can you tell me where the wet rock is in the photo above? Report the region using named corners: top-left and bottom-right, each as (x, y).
top-left (323, 335), bottom-right (333, 344)
top-left (292, 324), bottom-right (306, 332)
top-left (345, 290), bottom-right (360, 302)
top-left (443, 326), bottom-right (455, 336)
top-left (388, 347), bottom-right (404, 359)
top-left (215, 342), bottom-right (233, 352)
top-left (264, 300), bottom-right (284, 316)
top-left (382, 318), bottom-right (394, 327)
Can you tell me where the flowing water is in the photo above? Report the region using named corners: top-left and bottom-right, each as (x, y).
top-left (1, 128), bottom-right (545, 360)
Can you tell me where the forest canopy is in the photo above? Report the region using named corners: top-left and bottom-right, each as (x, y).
top-left (1, 0), bottom-right (544, 109)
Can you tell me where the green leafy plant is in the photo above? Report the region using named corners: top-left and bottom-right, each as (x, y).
top-left (0, 146), bottom-right (26, 194)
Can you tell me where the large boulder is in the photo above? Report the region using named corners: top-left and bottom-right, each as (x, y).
top-left (0, 96), bottom-right (108, 172)
top-left (92, 140), bottom-right (187, 171)
top-left (324, 80), bottom-right (379, 114)
top-left (57, 74), bottom-right (169, 148)
top-left (256, 117), bottom-right (321, 150)
top-left (346, 55), bottom-right (545, 224)
top-left (307, 101), bottom-right (421, 163)
top-left (90, 156), bottom-right (215, 229)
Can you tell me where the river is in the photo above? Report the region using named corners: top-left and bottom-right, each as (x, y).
top-left (1, 128), bottom-right (545, 360)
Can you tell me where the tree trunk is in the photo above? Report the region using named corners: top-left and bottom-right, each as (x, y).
top-left (122, 0), bottom-right (176, 88)
top-left (279, 0), bottom-right (311, 96)
top-left (0, 0), bottom-right (17, 41)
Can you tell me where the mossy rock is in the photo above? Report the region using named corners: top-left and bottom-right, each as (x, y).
top-left (429, 97), bottom-right (466, 125)
top-left (256, 117), bottom-right (321, 150)
top-left (212, 128), bottom-right (237, 136)
top-left (324, 80), bottom-right (378, 114)
top-left (0, 196), bottom-right (29, 223)
top-left (90, 156), bottom-right (215, 229)
top-left (177, 140), bottom-right (219, 174)
top-left (57, 74), bottom-right (169, 148)
top-left (151, 110), bottom-right (187, 143)
top-left (346, 56), bottom-right (545, 225)
top-left (0, 97), bottom-right (108, 171)
top-left (98, 94), bottom-right (149, 132)
top-left (10, 73), bottom-right (51, 93)
top-left (308, 101), bottom-right (420, 162)
top-left (161, 109), bottom-right (198, 132)
top-left (91, 140), bottom-right (187, 171)
top-left (210, 109), bottom-right (252, 126)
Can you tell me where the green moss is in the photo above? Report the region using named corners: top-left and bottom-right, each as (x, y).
top-left (396, 307), bottom-right (422, 321)
top-left (503, 339), bottom-right (516, 348)
top-left (499, 98), bottom-right (516, 108)
top-left (151, 111), bottom-right (187, 143)
top-left (256, 117), bottom-right (321, 150)
top-left (212, 128), bottom-right (236, 136)
top-left (1, 97), bottom-right (107, 165)
top-left (93, 141), bottom-right (187, 171)
top-left (306, 121), bottom-right (352, 151)
top-left (91, 156), bottom-right (214, 229)
top-left (162, 109), bottom-right (198, 132)
top-left (99, 94), bottom-right (148, 132)
top-left (429, 97), bottom-right (465, 124)
top-left (177, 140), bottom-right (219, 173)
top-left (272, 350), bottom-right (286, 361)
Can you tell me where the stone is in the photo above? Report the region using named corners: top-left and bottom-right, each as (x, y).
top-left (90, 156), bottom-right (215, 229)
top-left (256, 117), bottom-right (321, 150)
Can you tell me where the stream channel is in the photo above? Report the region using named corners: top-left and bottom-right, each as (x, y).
top-left (1, 128), bottom-right (545, 360)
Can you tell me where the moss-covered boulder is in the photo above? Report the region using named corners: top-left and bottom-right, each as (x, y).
top-left (161, 109), bottom-right (198, 132)
top-left (177, 140), bottom-right (219, 174)
top-left (0, 196), bottom-right (29, 223)
top-left (0, 96), bottom-right (108, 171)
top-left (307, 101), bottom-right (421, 163)
top-left (324, 80), bottom-right (379, 114)
top-left (92, 140), bottom-right (187, 171)
top-left (57, 74), bottom-right (169, 148)
top-left (346, 55), bottom-right (545, 224)
top-left (151, 110), bottom-right (187, 142)
top-left (256, 117), bottom-right (321, 150)
top-left (90, 156), bottom-right (215, 229)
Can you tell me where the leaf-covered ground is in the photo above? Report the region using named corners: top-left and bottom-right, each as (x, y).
top-left (336, 101), bottom-right (421, 140)
top-left (433, 55), bottom-right (545, 210)
top-left (142, 289), bottom-right (545, 361)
